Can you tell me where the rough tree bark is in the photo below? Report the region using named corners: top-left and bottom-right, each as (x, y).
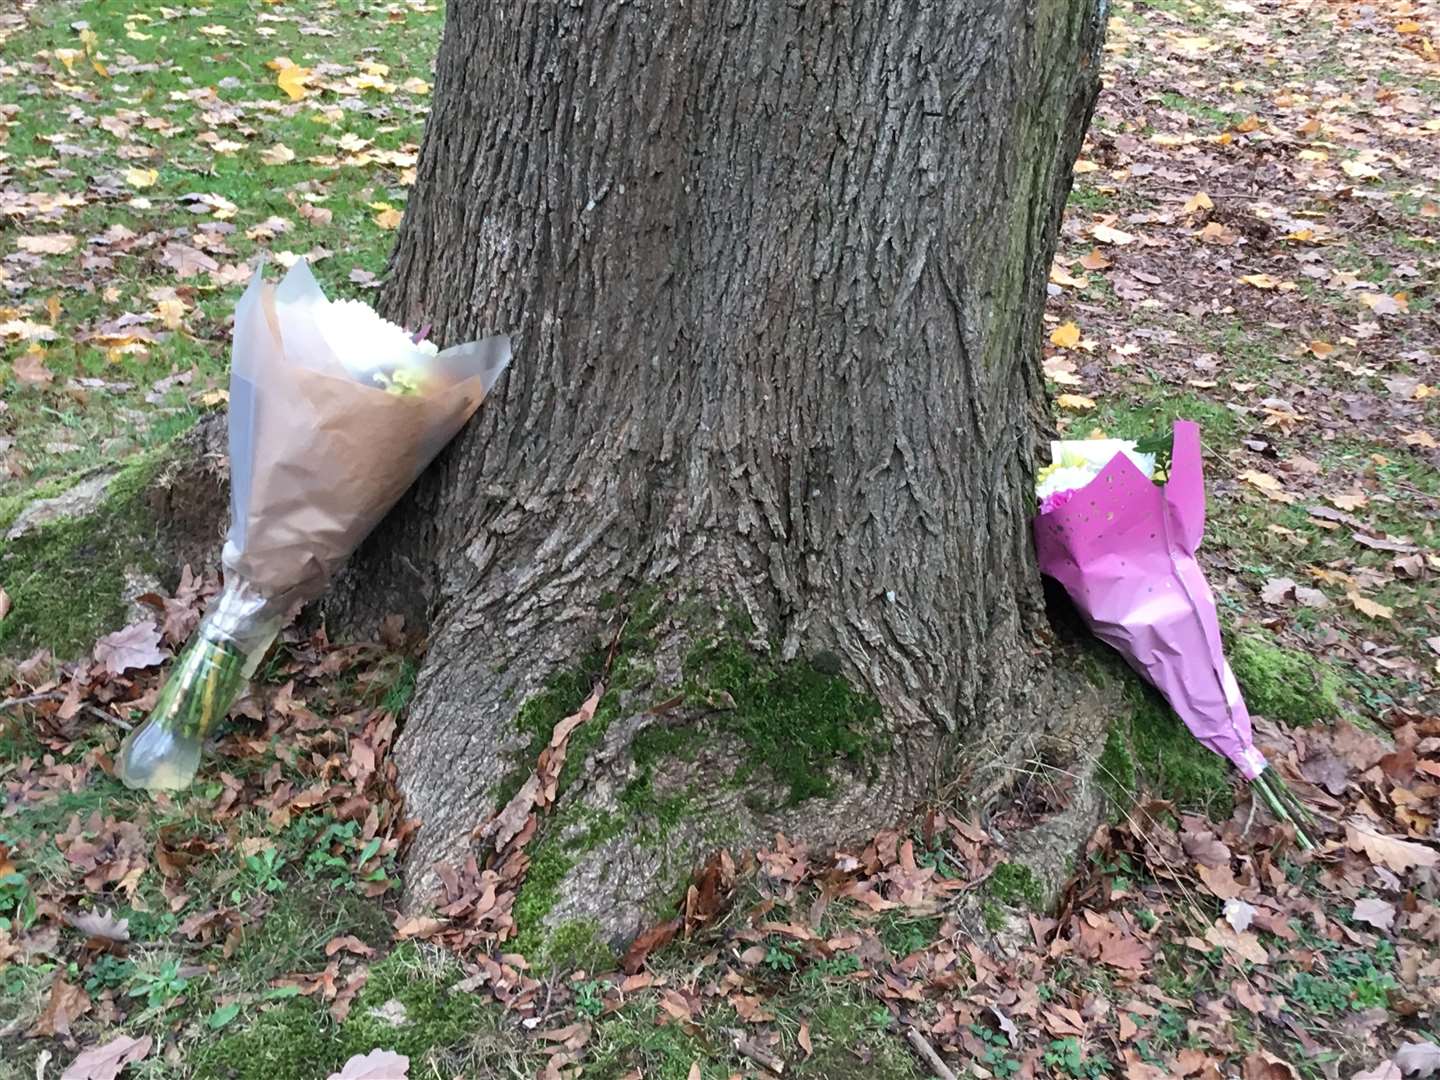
top-left (340, 0), bottom-right (1108, 951)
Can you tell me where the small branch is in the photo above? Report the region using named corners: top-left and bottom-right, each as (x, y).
top-left (724, 1029), bottom-right (785, 1075)
top-left (0, 690), bottom-right (133, 732)
top-left (905, 1029), bottom-right (959, 1080)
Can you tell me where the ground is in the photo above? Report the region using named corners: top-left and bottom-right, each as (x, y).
top-left (0, 0), bottom-right (1438, 1078)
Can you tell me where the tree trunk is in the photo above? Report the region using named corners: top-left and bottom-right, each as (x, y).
top-left (347, 0), bottom-right (1106, 952)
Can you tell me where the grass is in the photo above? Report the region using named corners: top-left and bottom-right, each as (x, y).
top-left (0, 0), bottom-right (442, 497)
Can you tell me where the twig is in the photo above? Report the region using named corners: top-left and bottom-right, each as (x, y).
top-left (905, 1029), bottom-right (958, 1080)
top-left (724, 1029), bottom-right (785, 1075)
top-left (0, 690), bottom-right (133, 732)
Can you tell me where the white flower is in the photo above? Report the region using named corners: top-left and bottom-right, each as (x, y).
top-left (1036, 464), bottom-right (1102, 502)
top-left (312, 298), bottom-right (438, 384)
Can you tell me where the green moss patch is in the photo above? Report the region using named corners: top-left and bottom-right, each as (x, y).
top-left (985, 862), bottom-right (1045, 909)
top-left (675, 640), bottom-right (884, 806)
top-left (1228, 632), bottom-right (1343, 727)
top-left (0, 453), bottom-right (165, 658)
top-left (1098, 681), bottom-right (1234, 818)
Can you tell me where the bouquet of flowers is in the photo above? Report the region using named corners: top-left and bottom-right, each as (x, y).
top-left (116, 261), bottom-right (511, 792)
top-left (1034, 421), bottom-right (1313, 846)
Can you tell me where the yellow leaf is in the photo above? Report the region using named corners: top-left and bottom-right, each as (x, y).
top-left (400, 77), bottom-right (431, 94)
top-left (1049, 321), bottom-right (1082, 349)
top-left (276, 63), bottom-right (313, 102)
top-left (1396, 20), bottom-right (1421, 32)
top-left (1307, 340), bottom-right (1334, 358)
top-left (1238, 273), bottom-right (1282, 290)
top-left (1414, 384), bottom-right (1436, 401)
top-left (374, 207), bottom-right (403, 230)
top-left (45, 295), bottom-right (62, 324)
top-left (1091, 222), bottom-right (1135, 245)
top-left (200, 388), bottom-right (229, 407)
top-left (1233, 115), bottom-right (1261, 133)
top-left (156, 298), bottom-right (188, 330)
top-left (260, 143), bottom-right (296, 166)
top-left (1402, 430), bottom-right (1437, 449)
top-left (1073, 159), bottom-right (1100, 174)
top-left (1347, 592), bottom-right (1393, 620)
top-left (1079, 248), bottom-right (1112, 270)
top-left (53, 48), bottom-right (82, 74)
top-left (124, 167), bottom-right (158, 189)
top-left (1239, 469), bottom-right (1292, 502)
top-left (1049, 263), bottom-right (1087, 288)
top-left (1056, 394), bottom-right (1096, 411)
top-left (1183, 191), bottom-right (1213, 214)
top-left (1341, 159), bottom-right (1382, 181)
top-left (1327, 492), bottom-right (1368, 511)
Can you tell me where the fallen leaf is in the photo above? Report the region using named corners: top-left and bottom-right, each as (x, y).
top-left (798, 1023), bottom-right (812, 1057)
top-left (622, 917), bottom-right (681, 975)
top-left (276, 63), bottom-right (313, 102)
top-left (1240, 470), bottom-right (1291, 502)
top-left (1204, 922), bottom-right (1268, 965)
top-left (1092, 222), bottom-right (1135, 245)
top-left (68, 909), bottom-right (131, 943)
top-left (1057, 394), bottom-right (1096, 411)
top-left (123, 167), bottom-right (158, 189)
top-left (1242, 1052), bottom-right (1299, 1080)
top-left (60, 1036), bottom-right (153, 1080)
top-left (30, 976), bottom-right (92, 1037)
top-left (1260, 578), bottom-right (1296, 605)
top-left (326, 1049), bottom-right (409, 1080)
top-left (1308, 340), bottom-right (1335, 358)
top-left (1346, 592), bottom-right (1393, 621)
top-left (93, 621), bottom-right (168, 676)
top-left (374, 207), bottom-right (403, 230)
top-left (1184, 191), bottom-right (1213, 214)
top-left (1402, 430), bottom-right (1437, 449)
top-left (261, 143), bottom-right (297, 166)
top-left (1353, 1066), bottom-right (1401, 1080)
top-left (1394, 1041), bottom-right (1440, 1077)
top-left (1079, 248), bottom-right (1112, 270)
top-left (13, 349), bottom-right (55, 386)
top-left (1050, 321), bottom-right (1082, 349)
top-left (1351, 897), bottom-right (1396, 932)
top-left (1327, 492), bottom-right (1368, 511)
top-left (1223, 898), bottom-right (1256, 933)
top-left (1346, 822), bottom-right (1439, 874)
top-left (17, 234), bottom-right (77, 256)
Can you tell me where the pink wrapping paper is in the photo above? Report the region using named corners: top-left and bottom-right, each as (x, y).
top-left (1034, 421), bottom-right (1268, 779)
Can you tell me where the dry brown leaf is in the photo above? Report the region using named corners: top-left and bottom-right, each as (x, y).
top-left (93, 620), bottom-right (168, 676)
top-left (1352, 897), bottom-right (1396, 932)
top-left (60, 1036), bottom-right (153, 1080)
top-left (1079, 247), bottom-right (1112, 270)
top-left (1345, 822), bottom-right (1439, 874)
top-left (13, 349), bottom-right (55, 386)
top-left (326, 1049), bottom-right (409, 1080)
top-left (30, 976), bottom-right (92, 1037)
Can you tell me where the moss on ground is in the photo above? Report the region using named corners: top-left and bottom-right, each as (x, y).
top-left (985, 862), bottom-right (1045, 909)
top-left (673, 639), bottom-right (884, 806)
top-left (504, 595), bottom-right (883, 964)
top-left (1228, 632), bottom-right (1343, 727)
top-left (1098, 680), bottom-right (1234, 818)
top-left (191, 999), bottom-right (342, 1080)
top-left (0, 452), bottom-right (166, 658)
